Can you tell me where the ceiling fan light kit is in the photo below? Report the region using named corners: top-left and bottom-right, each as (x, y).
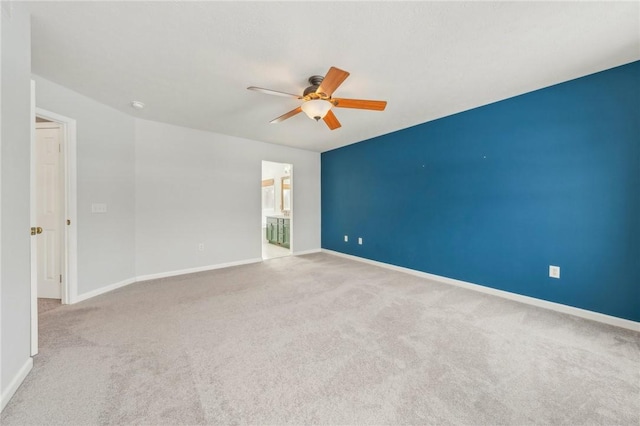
top-left (248, 66), bottom-right (387, 130)
top-left (301, 99), bottom-right (333, 121)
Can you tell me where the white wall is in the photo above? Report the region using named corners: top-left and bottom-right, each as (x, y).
top-left (135, 119), bottom-right (321, 277)
top-left (1, 1), bottom-right (33, 408)
top-left (31, 76), bottom-right (136, 296)
top-left (31, 75), bottom-right (320, 287)
top-left (0, 16), bottom-right (319, 409)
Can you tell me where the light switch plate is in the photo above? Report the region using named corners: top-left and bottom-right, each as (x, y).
top-left (91, 203), bottom-right (107, 213)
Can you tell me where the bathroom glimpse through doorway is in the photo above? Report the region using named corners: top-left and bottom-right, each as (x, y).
top-left (261, 161), bottom-right (292, 260)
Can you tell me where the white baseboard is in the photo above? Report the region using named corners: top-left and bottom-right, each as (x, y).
top-left (70, 258), bottom-right (264, 304)
top-left (293, 248), bottom-right (322, 256)
top-left (135, 257), bottom-right (263, 283)
top-left (322, 249), bottom-right (640, 332)
top-left (73, 277), bottom-right (136, 303)
top-left (1, 357), bottom-right (33, 412)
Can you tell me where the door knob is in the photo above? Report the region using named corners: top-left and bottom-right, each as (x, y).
top-left (37, 227), bottom-right (43, 234)
top-left (31, 227), bottom-right (43, 235)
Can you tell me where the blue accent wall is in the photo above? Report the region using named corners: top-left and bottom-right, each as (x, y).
top-left (321, 61), bottom-right (639, 322)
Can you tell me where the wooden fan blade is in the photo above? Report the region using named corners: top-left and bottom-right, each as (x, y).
top-left (316, 67), bottom-right (350, 97)
top-left (247, 86), bottom-right (301, 99)
top-left (323, 110), bottom-right (341, 130)
top-left (270, 107), bottom-right (302, 124)
top-left (333, 98), bottom-right (387, 111)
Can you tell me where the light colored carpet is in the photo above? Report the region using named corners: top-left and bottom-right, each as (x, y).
top-left (2, 253), bottom-right (638, 425)
top-left (38, 298), bottom-right (62, 315)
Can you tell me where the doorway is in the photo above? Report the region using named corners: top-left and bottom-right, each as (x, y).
top-left (30, 95), bottom-right (78, 356)
top-left (261, 161), bottom-right (293, 260)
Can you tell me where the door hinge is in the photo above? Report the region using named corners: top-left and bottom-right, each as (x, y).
top-left (60, 274), bottom-right (62, 283)
top-left (59, 143), bottom-right (61, 153)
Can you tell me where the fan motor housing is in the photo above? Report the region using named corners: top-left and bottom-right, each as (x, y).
top-left (303, 75), bottom-right (325, 97)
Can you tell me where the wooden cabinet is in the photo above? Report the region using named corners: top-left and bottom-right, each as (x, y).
top-left (266, 216), bottom-right (290, 249)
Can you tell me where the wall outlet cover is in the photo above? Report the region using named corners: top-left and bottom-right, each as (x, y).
top-left (344, 235), bottom-right (348, 242)
top-left (549, 265), bottom-right (560, 279)
top-left (358, 237), bottom-right (363, 245)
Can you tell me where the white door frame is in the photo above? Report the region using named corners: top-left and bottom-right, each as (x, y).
top-left (30, 81), bottom-right (78, 355)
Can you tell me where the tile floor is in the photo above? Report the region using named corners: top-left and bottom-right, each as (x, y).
top-left (262, 241), bottom-right (291, 260)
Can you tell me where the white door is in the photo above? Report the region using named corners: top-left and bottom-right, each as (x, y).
top-left (36, 122), bottom-right (63, 299)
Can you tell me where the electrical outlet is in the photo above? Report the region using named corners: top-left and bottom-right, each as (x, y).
top-left (198, 243), bottom-right (205, 252)
top-left (358, 237), bottom-right (363, 245)
top-left (344, 235), bottom-right (348, 242)
top-left (549, 265), bottom-right (560, 279)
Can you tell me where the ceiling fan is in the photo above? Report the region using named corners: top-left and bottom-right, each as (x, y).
top-left (247, 66), bottom-right (387, 130)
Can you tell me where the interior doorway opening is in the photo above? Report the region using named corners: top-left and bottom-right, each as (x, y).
top-left (30, 92), bottom-right (78, 356)
top-left (261, 161), bottom-right (293, 260)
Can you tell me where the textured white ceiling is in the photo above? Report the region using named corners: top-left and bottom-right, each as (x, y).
top-left (27, 1), bottom-right (639, 152)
